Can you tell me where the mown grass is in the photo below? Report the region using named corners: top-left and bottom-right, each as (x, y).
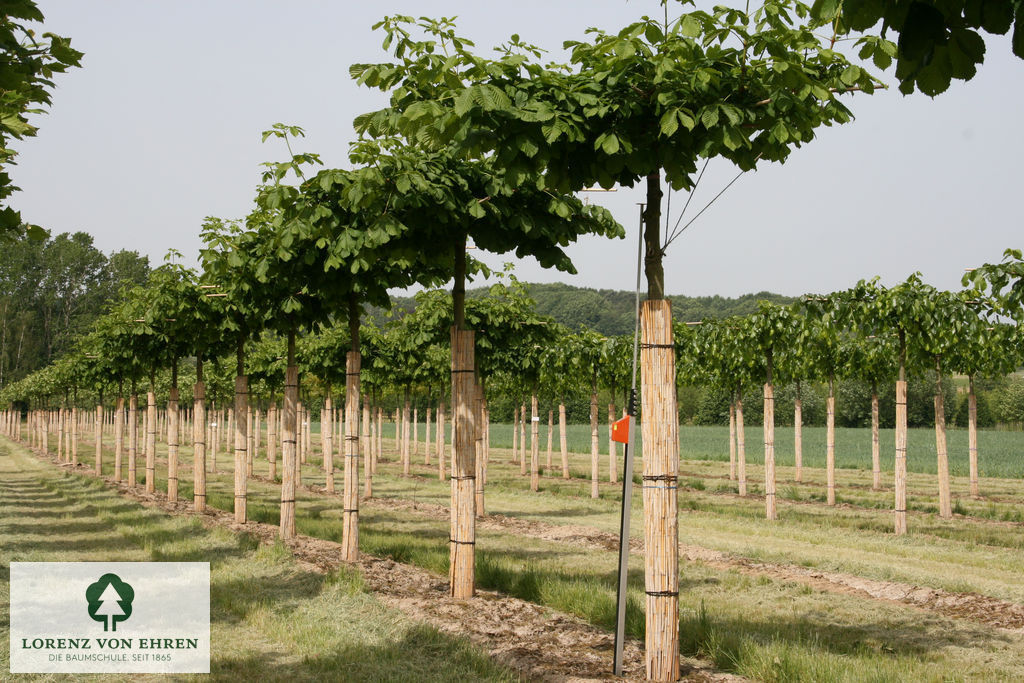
top-left (20, 419), bottom-right (1024, 682)
top-left (0, 438), bottom-right (518, 682)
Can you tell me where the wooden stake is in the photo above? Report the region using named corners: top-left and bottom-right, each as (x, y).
top-left (608, 402), bottom-right (617, 483)
top-left (546, 409), bottom-right (554, 469)
top-left (640, 299), bottom-right (679, 682)
top-left (476, 381), bottom-right (486, 514)
top-left (590, 383), bottom-right (599, 499)
top-left (146, 391), bottom-right (156, 492)
top-left (129, 393), bottom-right (139, 487)
top-left (114, 396), bottom-right (124, 482)
top-left (794, 393), bottom-right (803, 483)
top-left (268, 401), bottom-right (277, 480)
top-left (324, 392), bottom-right (334, 493)
top-left (94, 404), bottom-right (104, 477)
top-left (437, 401), bottom-right (446, 481)
top-left (826, 387), bottom-right (836, 506)
top-left (449, 327), bottom-right (476, 599)
top-left (519, 404), bottom-right (527, 475)
top-left (363, 398), bottom-right (372, 499)
top-left (736, 395), bottom-right (746, 496)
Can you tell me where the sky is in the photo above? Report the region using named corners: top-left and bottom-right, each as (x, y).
top-left (12, 1), bottom-right (1024, 299)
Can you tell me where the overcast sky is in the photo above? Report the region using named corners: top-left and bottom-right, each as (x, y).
top-left (13, 1), bottom-right (1024, 298)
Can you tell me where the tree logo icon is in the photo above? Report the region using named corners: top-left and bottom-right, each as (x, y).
top-left (86, 573), bottom-right (135, 632)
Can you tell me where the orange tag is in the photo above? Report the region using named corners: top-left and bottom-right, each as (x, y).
top-left (611, 416), bottom-right (631, 444)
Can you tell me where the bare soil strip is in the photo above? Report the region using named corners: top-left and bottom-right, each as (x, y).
top-left (358, 494), bottom-right (1024, 632)
top-left (30, 450), bottom-right (734, 682)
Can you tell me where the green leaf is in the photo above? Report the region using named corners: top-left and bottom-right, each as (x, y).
top-left (680, 14), bottom-right (701, 38)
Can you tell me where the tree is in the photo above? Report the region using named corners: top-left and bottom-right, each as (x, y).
top-left (819, 0), bottom-right (1023, 96)
top-left (0, 1), bottom-right (82, 239)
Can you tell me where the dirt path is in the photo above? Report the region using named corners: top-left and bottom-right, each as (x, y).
top-left (360, 494), bottom-right (1024, 632)
top-left (28, 448), bottom-right (734, 683)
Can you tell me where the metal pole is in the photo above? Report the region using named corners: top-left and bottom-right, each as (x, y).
top-left (613, 204), bottom-right (646, 676)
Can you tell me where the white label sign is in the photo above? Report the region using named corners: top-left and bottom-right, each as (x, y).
top-left (9, 562), bottom-right (210, 673)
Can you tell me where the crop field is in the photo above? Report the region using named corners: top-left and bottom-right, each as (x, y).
top-left (4, 421), bottom-right (1024, 681)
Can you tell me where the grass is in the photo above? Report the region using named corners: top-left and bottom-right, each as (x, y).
top-left (13, 417), bottom-right (1024, 681)
top-left (0, 438), bottom-right (518, 682)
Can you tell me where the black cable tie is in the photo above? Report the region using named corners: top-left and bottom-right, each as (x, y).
top-left (450, 475), bottom-right (476, 481)
top-left (343, 508), bottom-right (359, 513)
top-left (449, 538), bottom-right (476, 545)
top-left (894, 509), bottom-right (906, 513)
top-left (639, 342), bottom-right (675, 349)
top-left (450, 368), bottom-right (475, 374)
top-left (234, 495), bottom-right (246, 499)
top-left (194, 493), bottom-right (206, 498)
top-left (642, 474), bottom-right (678, 482)
top-left (280, 499), bottom-right (296, 504)
top-left (645, 590), bottom-right (679, 597)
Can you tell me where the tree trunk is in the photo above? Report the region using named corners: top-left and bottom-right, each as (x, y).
top-left (894, 362), bottom-right (908, 535)
top-left (640, 298), bottom-right (678, 682)
top-left (608, 402), bottom-right (617, 483)
top-left (341, 351), bottom-right (361, 561)
top-left (192, 380), bottom-right (206, 513)
top-left (871, 390), bottom-right (881, 490)
top-left (728, 401), bottom-right (736, 481)
top-left (968, 375), bottom-right (979, 498)
top-left (95, 404), bottom-right (104, 477)
top-left (167, 388), bottom-right (179, 502)
top-left (764, 382), bottom-right (776, 520)
top-left (590, 379), bottom-right (599, 499)
top-left (280, 331), bottom-right (299, 540)
top-left (546, 409), bottom-right (553, 469)
top-left (736, 393), bottom-right (746, 496)
top-left (449, 326), bottom-right (476, 598)
top-left (114, 395), bottom-right (124, 482)
top-left (128, 392), bottom-right (138, 487)
top-left (935, 358), bottom-right (951, 519)
top-left (476, 381), bottom-right (486, 515)
top-left (794, 382), bottom-right (803, 483)
top-left (324, 391), bottom-right (334, 493)
top-left (530, 391), bottom-right (540, 492)
top-left (826, 378), bottom-right (836, 506)
top-left (234, 374), bottom-right (249, 523)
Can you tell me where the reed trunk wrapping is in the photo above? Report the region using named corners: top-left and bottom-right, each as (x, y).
top-left (894, 379), bottom-right (908, 535)
top-left (728, 402), bottom-right (736, 481)
top-left (546, 410), bottom-right (553, 469)
top-left (476, 382), bottom-right (486, 514)
top-left (935, 361), bottom-right (951, 519)
top-left (402, 394), bottom-right (411, 476)
top-left (268, 402), bottom-right (277, 480)
top-left (826, 391), bottom-right (836, 506)
top-left (640, 299), bottom-right (679, 682)
top-left (736, 397), bottom-right (746, 496)
top-left (511, 407), bottom-right (519, 464)
top-left (324, 393), bottom-right (334, 493)
top-left (145, 392), bottom-right (156, 492)
top-left (72, 405), bottom-right (79, 466)
top-left (449, 327), bottom-right (476, 599)
top-left (129, 394), bottom-right (139, 487)
top-left (363, 399), bottom-right (372, 499)
top-left (247, 405), bottom-right (255, 478)
top-left (234, 375), bottom-right (249, 523)
top-left (193, 382), bottom-right (206, 512)
top-left (764, 383), bottom-right (776, 521)
top-left (559, 403), bottom-right (569, 479)
top-left (167, 388), bottom-right (179, 502)
top-left (608, 402), bottom-right (617, 483)
top-left (342, 351), bottom-right (360, 562)
top-left (114, 397), bottom-right (124, 482)
top-left (437, 402), bottom-right (445, 481)
top-left (530, 392), bottom-right (540, 492)
top-left (794, 397), bottom-right (803, 483)
top-left (280, 365), bottom-right (299, 540)
top-left (590, 386), bottom-right (599, 499)
top-left (871, 393), bottom-right (881, 490)
top-left (95, 405), bottom-right (104, 477)
top-left (425, 402), bottom-right (432, 465)
top-left (968, 377), bottom-right (979, 498)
